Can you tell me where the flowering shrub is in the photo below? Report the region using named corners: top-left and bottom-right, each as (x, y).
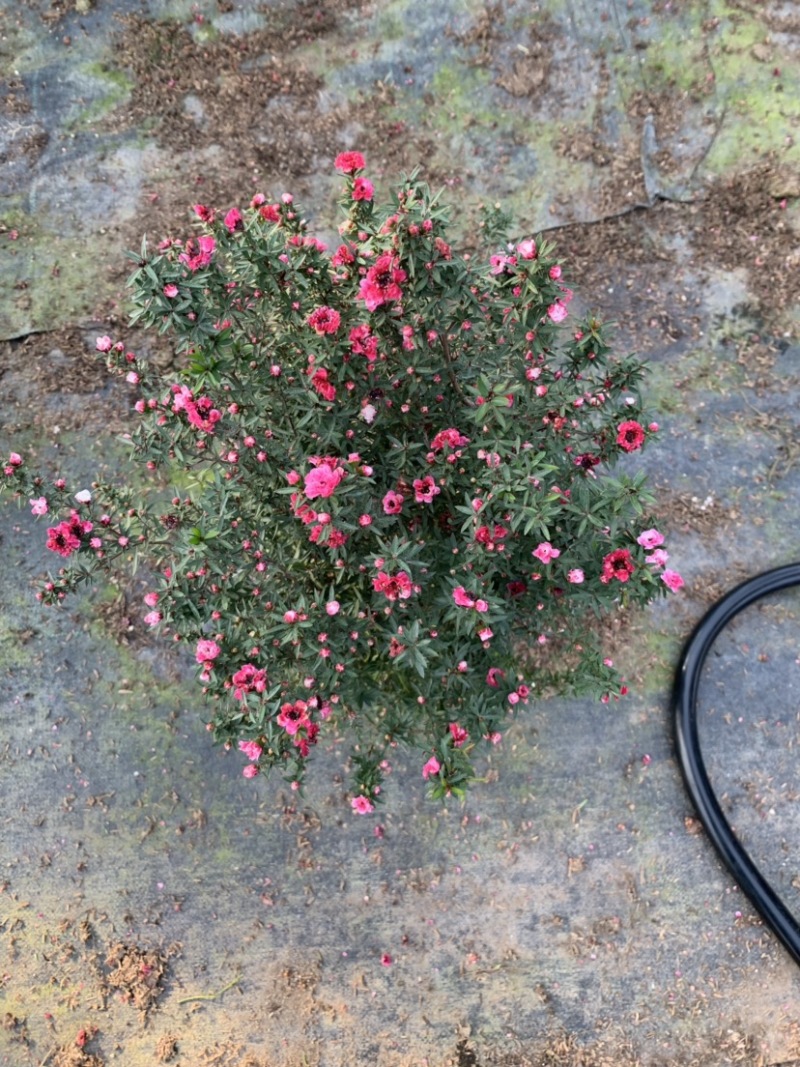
top-left (2, 154), bottom-right (683, 811)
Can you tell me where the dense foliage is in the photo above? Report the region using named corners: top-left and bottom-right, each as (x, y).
top-left (3, 155), bottom-right (682, 810)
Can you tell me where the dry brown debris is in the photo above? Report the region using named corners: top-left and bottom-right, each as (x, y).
top-left (104, 941), bottom-right (170, 1015)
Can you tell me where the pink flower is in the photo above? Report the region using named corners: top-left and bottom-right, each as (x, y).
top-left (326, 600), bottom-right (340, 615)
top-left (373, 570), bottom-right (413, 601)
top-left (357, 254), bottom-right (406, 311)
top-left (567, 568), bottom-right (584, 584)
top-left (430, 427), bottom-right (469, 452)
top-left (179, 234), bottom-right (216, 272)
top-left (310, 367), bottom-right (336, 401)
top-left (224, 207), bottom-right (243, 233)
top-left (637, 528), bottom-right (664, 549)
top-left (600, 549), bottom-right (635, 584)
top-left (422, 756), bottom-right (440, 779)
top-left (453, 586), bottom-right (475, 608)
top-left (335, 151), bottom-right (366, 173)
top-left (277, 700), bottom-right (310, 735)
top-left (95, 336), bottom-right (113, 352)
top-left (661, 569), bottom-right (684, 592)
top-left (143, 592), bottom-right (159, 607)
top-left (478, 627), bottom-right (494, 642)
top-left (413, 476), bottom-right (440, 503)
top-left (144, 610), bottom-right (162, 627)
top-left (616, 420), bottom-right (645, 452)
top-left (46, 522), bottom-right (81, 557)
top-left (646, 548), bottom-right (669, 567)
top-left (7, 452), bottom-right (22, 467)
top-left (304, 464), bottom-right (344, 499)
top-left (474, 599), bottom-right (489, 613)
top-left (532, 542), bottom-right (560, 564)
top-left (352, 177), bottom-right (374, 201)
top-left (352, 795), bottom-right (374, 814)
top-left (238, 739), bottom-right (263, 761)
top-left (486, 667), bottom-right (505, 687)
top-left (307, 306), bottom-right (342, 335)
top-left (516, 238), bottom-right (537, 259)
top-left (163, 283), bottom-right (179, 298)
top-left (195, 639), bottom-right (221, 664)
top-left (382, 490), bottom-right (405, 515)
top-left (449, 722), bottom-right (468, 747)
top-left (242, 764), bottom-right (259, 779)
top-left (547, 300), bottom-right (568, 323)
top-left (380, 953), bottom-right (393, 966)
top-left (30, 497), bottom-right (48, 515)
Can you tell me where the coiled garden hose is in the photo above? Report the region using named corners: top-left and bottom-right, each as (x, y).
top-left (673, 562), bottom-right (800, 966)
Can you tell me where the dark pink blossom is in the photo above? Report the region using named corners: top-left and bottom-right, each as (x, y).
top-left (179, 235), bottom-right (216, 272)
top-left (307, 306), bottom-right (341, 335)
top-left (373, 570), bottom-right (413, 601)
top-left (616, 420), bottom-right (645, 452)
top-left (224, 207), bottom-right (244, 233)
top-left (382, 490), bottom-right (405, 515)
top-left (600, 548), bottom-right (635, 584)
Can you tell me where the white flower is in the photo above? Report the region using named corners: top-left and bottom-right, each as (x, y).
top-left (74, 489), bottom-right (92, 503)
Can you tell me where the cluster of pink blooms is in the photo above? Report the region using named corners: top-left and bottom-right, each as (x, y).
top-left (46, 510), bottom-right (93, 558)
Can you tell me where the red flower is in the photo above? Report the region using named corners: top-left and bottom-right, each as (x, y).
top-left (307, 306), bottom-right (341, 335)
top-left (335, 151), bottom-right (366, 174)
top-left (600, 548), bottom-right (635, 584)
top-left (616, 420), bottom-right (645, 452)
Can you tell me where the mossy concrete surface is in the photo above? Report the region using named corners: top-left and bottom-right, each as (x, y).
top-left (1, 0), bottom-right (800, 1065)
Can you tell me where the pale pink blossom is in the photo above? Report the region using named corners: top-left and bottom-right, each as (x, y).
top-left (637, 528), bottom-right (665, 549)
top-left (646, 548), bottom-right (669, 567)
top-left (242, 764), bottom-right (259, 778)
top-left (238, 739), bottom-right (263, 761)
top-left (326, 600), bottom-right (340, 615)
top-left (547, 300), bottom-right (568, 323)
top-left (567, 568), bottom-right (584, 584)
top-left (352, 795), bottom-right (374, 814)
top-left (144, 611), bottom-right (162, 627)
top-left (516, 238), bottom-right (537, 259)
top-left (661, 570), bottom-right (684, 592)
top-left (452, 586), bottom-right (475, 608)
top-left (30, 496), bottom-right (48, 516)
top-left (422, 756), bottom-right (441, 779)
top-left (195, 639), bottom-right (221, 664)
top-left (95, 336), bottom-right (113, 352)
top-left (304, 464), bottom-right (344, 499)
top-left (532, 542), bottom-right (560, 564)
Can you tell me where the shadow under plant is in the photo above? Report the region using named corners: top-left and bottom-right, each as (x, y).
top-left (1, 0), bottom-right (800, 1064)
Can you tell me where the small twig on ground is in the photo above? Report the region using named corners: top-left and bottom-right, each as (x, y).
top-left (176, 973), bottom-right (242, 1005)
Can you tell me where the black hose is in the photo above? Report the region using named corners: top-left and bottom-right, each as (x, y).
top-left (673, 562), bottom-right (800, 966)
